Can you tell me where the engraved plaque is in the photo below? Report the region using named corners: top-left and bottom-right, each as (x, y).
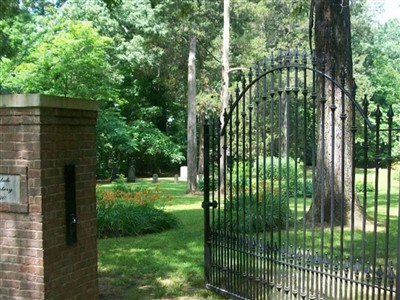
top-left (0, 175), bottom-right (20, 203)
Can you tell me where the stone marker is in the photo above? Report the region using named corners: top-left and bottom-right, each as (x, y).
top-left (152, 173), bottom-right (158, 183)
top-left (127, 165), bottom-right (136, 182)
top-left (180, 166), bottom-right (188, 180)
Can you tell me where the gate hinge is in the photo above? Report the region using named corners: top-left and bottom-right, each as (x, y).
top-left (202, 201), bottom-right (218, 209)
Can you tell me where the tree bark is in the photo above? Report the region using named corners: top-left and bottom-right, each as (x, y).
top-left (187, 34), bottom-right (198, 193)
top-left (219, 0), bottom-right (230, 194)
top-left (220, 0), bottom-right (230, 116)
top-left (197, 111), bottom-right (205, 176)
top-left (309, 0), bottom-right (365, 226)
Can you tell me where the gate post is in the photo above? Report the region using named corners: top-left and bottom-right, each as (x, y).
top-left (0, 94), bottom-right (98, 299)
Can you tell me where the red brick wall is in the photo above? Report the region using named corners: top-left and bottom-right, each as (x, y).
top-left (0, 95), bottom-right (98, 300)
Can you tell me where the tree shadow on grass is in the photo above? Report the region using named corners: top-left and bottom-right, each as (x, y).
top-left (98, 207), bottom-right (224, 300)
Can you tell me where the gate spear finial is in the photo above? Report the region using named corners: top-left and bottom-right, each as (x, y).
top-left (302, 48), bottom-right (307, 65)
top-left (270, 52), bottom-right (275, 68)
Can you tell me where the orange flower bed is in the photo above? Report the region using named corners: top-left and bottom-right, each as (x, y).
top-left (97, 185), bottom-right (172, 208)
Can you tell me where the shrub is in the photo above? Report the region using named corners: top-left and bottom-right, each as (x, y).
top-left (355, 180), bottom-right (375, 193)
top-left (255, 156), bottom-right (305, 196)
top-left (97, 182), bottom-right (178, 238)
top-left (112, 174), bottom-right (132, 193)
top-left (212, 157), bottom-right (309, 197)
top-left (224, 191), bottom-right (292, 234)
top-left (198, 178), bottom-right (218, 192)
top-left (297, 178), bottom-right (313, 197)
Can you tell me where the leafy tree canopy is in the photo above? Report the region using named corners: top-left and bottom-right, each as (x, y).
top-left (0, 0), bottom-right (399, 176)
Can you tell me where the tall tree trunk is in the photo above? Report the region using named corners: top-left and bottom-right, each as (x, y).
top-left (187, 34), bottom-right (198, 193)
top-left (219, 0), bottom-right (230, 194)
top-left (309, 0), bottom-right (364, 226)
top-left (220, 0), bottom-right (230, 115)
top-left (197, 111), bottom-right (205, 176)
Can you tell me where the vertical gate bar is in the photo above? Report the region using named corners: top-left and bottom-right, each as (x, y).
top-left (388, 261), bottom-right (394, 300)
top-left (210, 118), bottom-right (219, 285)
top-left (228, 97), bottom-right (234, 295)
top-left (339, 68), bottom-right (346, 300)
top-left (210, 123), bottom-right (215, 288)
top-left (269, 56), bottom-right (274, 292)
top-left (319, 56), bottom-right (327, 299)
top-left (361, 95), bottom-right (369, 300)
top-left (310, 51), bottom-right (318, 298)
top-left (213, 119), bottom-right (221, 287)
top-left (277, 49), bottom-right (284, 294)
top-left (216, 119), bottom-right (220, 287)
top-left (247, 68), bottom-right (254, 299)
top-left (372, 105), bottom-right (382, 300)
top-left (219, 119), bottom-right (228, 290)
top-left (214, 118), bottom-right (218, 288)
top-left (210, 118), bottom-right (215, 287)
top-left (270, 54), bottom-right (277, 291)
top-left (306, 250), bottom-right (311, 298)
top-left (203, 118), bottom-right (211, 285)
top-left (355, 259), bottom-right (360, 300)
top-left (284, 50), bottom-right (291, 297)
top-left (219, 118), bottom-right (223, 291)
top-left (301, 51), bottom-right (308, 299)
top-left (240, 73), bottom-right (248, 296)
top-left (219, 115), bottom-right (224, 290)
top-left (211, 118), bottom-right (216, 287)
top-left (334, 255), bottom-right (339, 300)
top-left (235, 84), bottom-right (241, 296)
top-left (293, 49), bottom-right (300, 298)
top-left (254, 65), bottom-right (262, 298)
top-left (383, 105), bottom-right (394, 300)
top-left (259, 66), bottom-right (265, 299)
top-left (254, 82), bottom-right (260, 299)
top-left (377, 265), bottom-right (383, 299)
top-left (329, 61), bottom-right (337, 300)
top-left (262, 58), bottom-right (268, 297)
top-left (215, 119), bottom-right (220, 288)
top-left (223, 109), bottom-right (229, 292)
top-left (345, 257), bottom-right (350, 299)
top-left (217, 119), bottom-right (221, 291)
top-left (366, 261), bottom-right (372, 299)
top-left (350, 78), bottom-right (358, 300)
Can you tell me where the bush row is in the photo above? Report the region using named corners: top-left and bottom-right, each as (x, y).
top-left (97, 178), bottom-right (178, 238)
top-left (224, 191), bottom-right (291, 234)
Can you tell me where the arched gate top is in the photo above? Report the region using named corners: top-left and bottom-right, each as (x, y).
top-left (221, 50), bottom-right (374, 135)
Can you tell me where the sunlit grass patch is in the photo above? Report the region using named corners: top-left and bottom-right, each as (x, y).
top-left (97, 178), bottom-right (225, 299)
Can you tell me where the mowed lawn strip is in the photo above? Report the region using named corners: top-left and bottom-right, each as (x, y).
top-left (97, 178), bottom-right (224, 299)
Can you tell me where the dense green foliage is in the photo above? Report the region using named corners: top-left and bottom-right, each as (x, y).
top-left (255, 156), bottom-right (310, 196)
top-left (0, 0), bottom-right (399, 177)
top-left (226, 191), bottom-right (291, 233)
top-left (96, 179), bottom-right (178, 238)
top-left (97, 199), bottom-right (178, 238)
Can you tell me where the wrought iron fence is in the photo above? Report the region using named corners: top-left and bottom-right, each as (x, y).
top-left (203, 49), bottom-right (400, 300)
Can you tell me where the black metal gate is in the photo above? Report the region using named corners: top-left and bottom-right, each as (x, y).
top-left (203, 49), bottom-right (400, 299)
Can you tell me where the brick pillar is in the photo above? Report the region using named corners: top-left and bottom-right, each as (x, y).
top-left (0, 94), bottom-right (98, 299)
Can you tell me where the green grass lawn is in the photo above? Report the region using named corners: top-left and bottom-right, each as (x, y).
top-left (97, 169), bottom-right (399, 299)
top-left (287, 167), bottom-right (399, 262)
top-left (97, 178), bottom-right (225, 300)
